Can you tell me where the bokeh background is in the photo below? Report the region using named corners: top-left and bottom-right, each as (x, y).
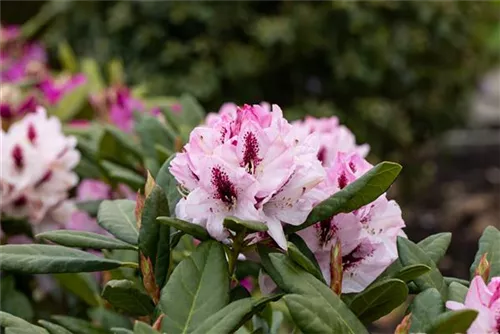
top-left (2, 0), bottom-right (500, 330)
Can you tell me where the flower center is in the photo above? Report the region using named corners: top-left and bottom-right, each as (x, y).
top-left (11, 144), bottom-right (23, 170)
top-left (342, 242), bottom-right (375, 271)
top-left (211, 166), bottom-right (237, 206)
top-left (242, 131), bottom-right (261, 174)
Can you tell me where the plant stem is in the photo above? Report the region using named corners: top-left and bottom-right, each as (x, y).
top-left (121, 261), bottom-right (139, 269)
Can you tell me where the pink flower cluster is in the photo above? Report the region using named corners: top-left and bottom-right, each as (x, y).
top-left (447, 276), bottom-right (500, 334)
top-left (298, 152), bottom-right (405, 293)
top-left (0, 107), bottom-right (80, 231)
top-left (170, 103), bottom-right (325, 249)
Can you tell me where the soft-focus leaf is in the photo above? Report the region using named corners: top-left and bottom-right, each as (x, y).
top-left (57, 41), bottom-right (78, 73)
top-left (38, 320), bottom-right (72, 334)
top-left (417, 233), bottom-right (452, 265)
top-left (157, 217), bottom-right (210, 241)
top-left (133, 321), bottom-right (159, 334)
top-left (257, 244), bottom-right (286, 289)
top-left (51, 82), bottom-right (89, 121)
top-left (0, 244), bottom-right (122, 273)
top-left (176, 93), bottom-right (205, 129)
top-left (53, 273), bottom-right (100, 306)
top-left (444, 276), bottom-right (470, 287)
top-left (397, 237), bottom-right (447, 299)
top-left (102, 280), bottom-right (155, 316)
top-left (98, 126), bottom-right (142, 164)
top-left (100, 160), bottom-right (145, 190)
top-left (111, 328), bottom-right (133, 334)
top-left (36, 230), bottom-right (137, 250)
top-left (75, 200), bottom-right (102, 217)
top-left (288, 162), bottom-right (402, 233)
top-left (470, 226), bottom-right (500, 281)
top-left (287, 241), bottom-right (325, 284)
top-left (89, 307), bottom-right (132, 331)
top-left (0, 277), bottom-right (33, 322)
top-left (447, 282), bottom-right (468, 303)
top-left (395, 264), bottom-right (431, 282)
top-left (223, 216), bottom-right (268, 233)
top-left (81, 58), bottom-right (105, 92)
top-left (139, 184), bottom-right (170, 288)
top-left (98, 200), bottom-right (138, 245)
top-left (156, 155), bottom-right (182, 214)
top-left (407, 288), bottom-right (444, 333)
top-left (268, 253), bottom-right (368, 334)
top-left (160, 241), bottom-right (229, 333)
top-left (427, 310), bottom-right (478, 334)
top-left (191, 295), bottom-right (282, 334)
top-left (51, 316), bottom-right (108, 334)
top-left (0, 312), bottom-right (47, 333)
top-left (348, 279), bottom-right (408, 324)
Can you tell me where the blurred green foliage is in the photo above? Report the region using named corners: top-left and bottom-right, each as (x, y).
top-left (24, 1), bottom-right (500, 194)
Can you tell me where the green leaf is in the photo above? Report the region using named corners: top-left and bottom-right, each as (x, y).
top-left (98, 126), bottom-right (142, 165)
top-left (470, 226), bottom-right (500, 281)
top-left (98, 200), bottom-right (138, 245)
top-left (51, 82), bottom-right (89, 121)
top-left (157, 217), bottom-right (210, 241)
top-left (51, 316), bottom-right (108, 334)
top-left (0, 244), bottom-right (122, 274)
top-left (156, 155), bottom-right (182, 214)
top-left (268, 253), bottom-right (368, 334)
top-left (102, 280), bottom-right (155, 316)
top-left (6, 328), bottom-right (43, 334)
top-left (348, 279), bottom-right (408, 324)
top-left (100, 160), bottom-right (145, 190)
top-left (133, 321), bottom-right (159, 334)
top-left (223, 216), bottom-right (268, 233)
top-left (160, 241), bottom-right (229, 333)
top-left (57, 41), bottom-right (78, 73)
top-left (447, 282), bottom-right (468, 303)
top-left (191, 295), bottom-right (282, 334)
top-left (139, 185), bottom-right (170, 288)
top-left (75, 200), bottom-right (103, 217)
top-left (407, 288), bottom-right (444, 333)
top-left (284, 294), bottom-right (347, 333)
top-left (444, 276), bottom-right (470, 287)
top-left (81, 58), bottom-right (105, 92)
top-left (111, 328), bottom-right (134, 334)
top-left (417, 233), bottom-right (452, 265)
top-left (36, 230), bottom-right (137, 250)
top-left (177, 94), bottom-right (205, 129)
top-left (397, 237), bottom-right (447, 299)
top-left (0, 312), bottom-right (47, 333)
top-left (257, 245), bottom-right (286, 289)
top-left (0, 277), bottom-right (33, 322)
top-left (287, 162), bottom-right (402, 233)
top-left (287, 241), bottom-right (325, 284)
top-left (38, 320), bottom-right (73, 334)
top-left (88, 307), bottom-right (132, 331)
top-left (395, 264), bottom-right (431, 282)
top-left (53, 273), bottom-right (100, 306)
top-left (427, 310), bottom-right (478, 334)
top-left (108, 59), bottom-right (124, 85)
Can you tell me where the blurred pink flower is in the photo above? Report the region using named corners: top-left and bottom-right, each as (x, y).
top-left (447, 275), bottom-right (500, 334)
top-left (37, 73), bottom-right (86, 105)
top-left (0, 84), bottom-right (37, 121)
top-left (0, 107), bottom-right (80, 231)
top-left (297, 152), bottom-right (405, 293)
top-left (171, 103), bottom-right (325, 248)
top-left (293, 116), bottom-right (369, 167)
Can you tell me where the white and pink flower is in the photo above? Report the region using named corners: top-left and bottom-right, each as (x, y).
top-left (0, 107), bottom-right (80, 231)
top-left (170, 103), bottom-right (325, 248)
top-left (447, 275), bottom-right (500, 334)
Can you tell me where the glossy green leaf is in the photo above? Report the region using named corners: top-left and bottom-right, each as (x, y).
top-left (408, 288), bottom-right (444, 333)
top-left (0, 277), bottom-right (33, 322)
top-left (160, 241), bottom-right (229, 333)
top-left (102, 280), bottom-right (154, 316)
top-left (97, 200), bottom-right (138, 245)
top-left (427, 310), bottom-right (478, 334)
top-left (53, 273), bottom-right (100, 306)
top-left (36, 230), bottom-right (137, 250)
top-left (100, 161), bottom-right (145, 190)
top-left (470, 226), bottom-right (500, 281)
top-left (0, 244), bottom-right (122, 274)
top-left (287, 241), bottom-right (325, 284)
top-left (38, 321), bottom-right (72, 334)
top-left (191, 295), bottom-right (282, 334)
top-left (223, 216), bottom-right (268, 233)
top-left (51, 316), bottom-right (108, 334)
top-left (447, 282), bottom-right (468, 303)
top-left (133, 321), bottom-right (159, 334)
top-left (156, 155), bottom-right (183, 214)
top-left (395, 264), bottom-right (431, 282)
top-left (287, 161), bottom-right (402, 233)
top-left (0, 312), bottom-right (46, 333)
top-left (417, 232), bottom-right (452, 265)
top-left (397, 237), bottom-right (447, 299)
top-left (139, 184), bottom-right (170, 288)
top-left (348, 279), bottom-right (408, 324)
top-left (268, 253), bottom-right (368, 334)
top-left (157, 217), bottom-right (210, 241)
